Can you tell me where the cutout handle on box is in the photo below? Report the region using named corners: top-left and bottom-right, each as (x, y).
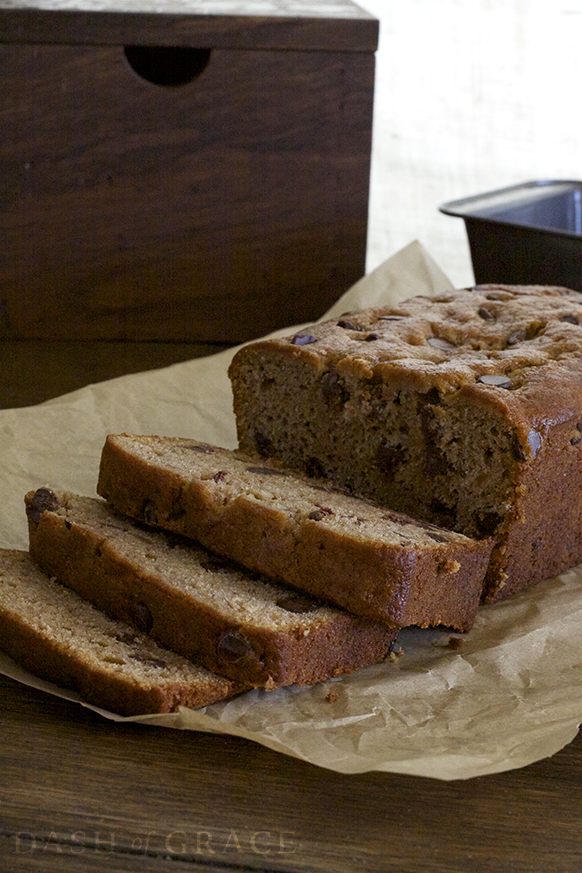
top-left (124, 46), bottom-right (212, 87)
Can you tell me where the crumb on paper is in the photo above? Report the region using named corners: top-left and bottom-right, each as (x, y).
top-left (447, 636), bottom-right (463, 650)
top-left (325, 690), bottom-right (339, 703)
top-left (388, 647), bottom-right (404, 663)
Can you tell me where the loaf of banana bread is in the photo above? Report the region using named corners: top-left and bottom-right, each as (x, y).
top-left (0, 549), bottom-right (241, 715)
top-left (228, 284), bottom-right (582, 603)
top-left (25, 489), bottom-right (398, 689)
top-left (97, 433), bottom-right (493, 631)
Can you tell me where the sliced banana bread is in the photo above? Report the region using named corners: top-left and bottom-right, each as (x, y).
top-left (0, 549), bottom-right (240, 715)
top-left (25, 489), bottom-right (398, 689)
top-left (97, 434), bottom-right (493, 631)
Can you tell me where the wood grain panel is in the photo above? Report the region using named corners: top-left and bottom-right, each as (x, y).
top-left (0, 340), bottom-right (226, 408)
top-left (0, 42), bottom-right (374, 344)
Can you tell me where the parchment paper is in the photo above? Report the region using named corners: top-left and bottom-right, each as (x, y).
top-left (2, 240), bottom-right (582, 781)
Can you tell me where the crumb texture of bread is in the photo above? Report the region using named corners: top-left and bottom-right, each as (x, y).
top-left (25, 490), bottom-right (398, 688)
top-left (228, 285), bottom-right (582, 603)
top-left (97, 434), bottom-right (493, 631)
top-left (0, 549), bottom-right (239, 715)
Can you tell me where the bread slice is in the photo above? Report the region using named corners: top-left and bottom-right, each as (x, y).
top-left (96, 434), bottom-right (493, 631)
top-left (25, 489), bottom-right (398, 689)
top-left (0, 549), bottom-right (240, 716)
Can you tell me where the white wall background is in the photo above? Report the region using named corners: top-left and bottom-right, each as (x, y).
top-left (357, 0), bottom-right (582, 287)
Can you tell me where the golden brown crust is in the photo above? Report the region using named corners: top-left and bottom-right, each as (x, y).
top-left (229, 284), bottom-right (582, 445)
top-left (228, 285), bottom-right (582, 602)
top-left (25, 491), bottom-right (398, 688)
top-left (97, 434), bottom-right (492, 631)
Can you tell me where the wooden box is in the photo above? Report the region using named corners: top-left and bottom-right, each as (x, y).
top-left (0, 0), bottom-right (378, 350)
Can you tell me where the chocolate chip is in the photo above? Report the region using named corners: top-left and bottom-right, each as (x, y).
top-left (478, 373), bottom-right (513, 389)
top-left (364, 333), bottom-right (379, 341)
top-left (133, 601), bottom-right (154, 634)
top-left (337, 320), bottom-right (364, 331)
top-left (276, 594), bottom-right (319, 614)
top-left (507, 328), bottom-right (526, 346)
top-left (217, 631), bottom-right (255, 664)
top-left (291, 332), bottom-right (317, 345)
top-left (427, 337), bottom-right (455, 351)
top-left (560, 314), bottom-right (580, 325)
top-left (253, 432), bottom-right (272, 458)
top-left (478, 307), bottom-right (496, 321)
top-left (308, 507), bottom-right (333, 521)
top-left (306, 457), bottom-right (326, 479)
top-left (376, 443), bottom-right (405, 475)
top-left (26, 488), bottom-right (60, 523)
top-left (321, 369), bottom-right (348, 406)
top-left (143, 501), bottom-right (158, 525)
top-left (425, 387), bottom-right (442, 406)
top-left (212, 470), bottom-right (227, 482)
top-left (571, 436), bottom-right (582, 446)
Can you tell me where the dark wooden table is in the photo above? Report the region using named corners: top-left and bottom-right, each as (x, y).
top-left (2, 670), bottom-right (582, 873)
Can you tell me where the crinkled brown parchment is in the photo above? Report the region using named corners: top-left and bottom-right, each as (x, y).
top-left (2, 241), bottom-right (581, 781)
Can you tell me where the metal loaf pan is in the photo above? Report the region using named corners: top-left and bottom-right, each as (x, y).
top-left (440, 180), bottom-right (582, 291)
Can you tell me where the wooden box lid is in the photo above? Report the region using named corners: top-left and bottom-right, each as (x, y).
top-left (0, 0), bottom-right (379, 52)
